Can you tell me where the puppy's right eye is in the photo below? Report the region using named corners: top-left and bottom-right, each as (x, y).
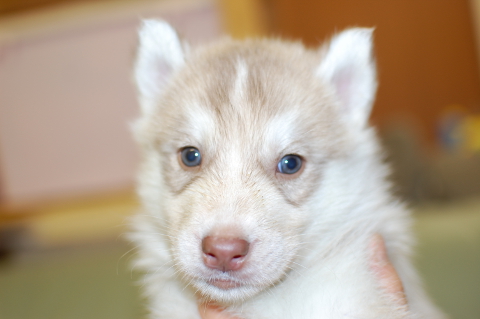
top-left (277, 154), bottom-right (302, 175)
top-left (180, 147), bottom-right (202, 167)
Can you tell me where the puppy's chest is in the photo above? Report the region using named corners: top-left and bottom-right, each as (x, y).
top-left (229, 255), bottom-right (391, 319)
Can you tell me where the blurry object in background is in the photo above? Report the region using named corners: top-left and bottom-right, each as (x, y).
top-left (428, 151), bottom-right (480, 200)
top-left (0, 0), bottom-right (221, 208)
top-left (462, 114), bottom-right (480, 153)
top-left (0, 224), bottom-right (30, 262)
top-left (0, 176), bottom-right (139, 262)
top-left (381, 121), bottom-right (430, 202)
top-left (435, 105), bottom-right (480, 200)
top-left (23, 191), bottom-right (138, 249)
top-left (438, 105), bottom-right (480, 155)
top-left (383, 119), bottom-right (480, 203)
top-left (217, 0), bottom-right (270, 38)
top-left (438, 105), bottom-right (471, 153)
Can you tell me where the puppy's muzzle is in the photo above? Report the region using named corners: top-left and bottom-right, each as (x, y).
top-left (202, 236), bottom-right (250, 272)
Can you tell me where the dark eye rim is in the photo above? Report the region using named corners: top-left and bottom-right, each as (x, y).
top-left (179, 146), bottom-right (202, 168)
top-left (277, 154), bottom-right (303, 175)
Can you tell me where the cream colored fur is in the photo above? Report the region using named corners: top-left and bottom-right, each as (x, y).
top-left (130, 20), bottom-right (446, 319)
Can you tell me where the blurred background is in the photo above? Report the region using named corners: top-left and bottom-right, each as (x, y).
top-left (0, 0), bottom-right (479, 318)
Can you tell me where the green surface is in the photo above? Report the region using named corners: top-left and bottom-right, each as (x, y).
top-left (417, 240), bottom-right (480, 319)
top-left (0, 244), bottom-right (144, 319)
top-left (414, 201), bottom-right (480, 319)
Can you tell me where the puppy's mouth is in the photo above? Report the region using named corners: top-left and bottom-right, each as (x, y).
top-left (203, 271), bottom-right (245, 290)
top-left (192, 273), bottom-right (263, 303)
top-left (208, 278), bottom-right (241, 289)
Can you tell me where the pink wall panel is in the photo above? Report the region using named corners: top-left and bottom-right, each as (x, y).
top-left (0, 0), bottom-right (222, 207)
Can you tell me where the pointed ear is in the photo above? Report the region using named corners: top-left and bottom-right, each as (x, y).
top-left (135, 20), bottom-right (188, 116)
top-left (317, 28), bottom-right (377, 128)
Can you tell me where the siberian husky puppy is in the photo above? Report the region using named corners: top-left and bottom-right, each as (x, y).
top-left (130, 20), bottom-right (445, 319)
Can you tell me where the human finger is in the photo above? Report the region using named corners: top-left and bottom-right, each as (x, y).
top-left (198, 302), bottom-right (241, 319)
top-left (369, 234), bottom-right (408, 307)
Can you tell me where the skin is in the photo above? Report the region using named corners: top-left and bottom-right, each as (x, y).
top-left (198, 234), bottom-right (407, 319)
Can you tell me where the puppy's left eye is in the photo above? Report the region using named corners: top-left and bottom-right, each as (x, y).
top-left (180, 147), bottom-right (202, 167)
top-left (277, 155), bottom-right (302, 174)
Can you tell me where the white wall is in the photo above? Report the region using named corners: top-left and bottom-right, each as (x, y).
top-left (0, 0), bottom-right (222, 207)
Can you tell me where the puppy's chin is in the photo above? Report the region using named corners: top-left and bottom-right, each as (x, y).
top-left (192, 278), bottom-right (265, 304)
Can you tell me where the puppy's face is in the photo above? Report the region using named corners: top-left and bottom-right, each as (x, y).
top-left (134, 21), bottom-right (376, 304)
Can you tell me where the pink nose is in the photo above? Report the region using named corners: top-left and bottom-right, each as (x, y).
top-left (202, 236), bottom-right (250, 272)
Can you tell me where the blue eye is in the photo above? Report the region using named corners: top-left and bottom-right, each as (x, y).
top-left (277, 155), bottom-right (302, 174)
top-left (180, 147), bottom-right (201, 167)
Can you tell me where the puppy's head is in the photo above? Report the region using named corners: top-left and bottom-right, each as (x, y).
top-left (134, 20), bottom-right (377, 304)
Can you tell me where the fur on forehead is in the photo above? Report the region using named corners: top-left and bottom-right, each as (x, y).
top-left (141, 38), bottom-right (349, 156)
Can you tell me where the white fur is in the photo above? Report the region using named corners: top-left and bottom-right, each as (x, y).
top-left (130, 20), bottom-right (446, 319)
top-left (317, 28), bottom-right (377, 128)
top-left (231, 60), bottom-right (249, 108)
top-left (134, 20), bottom-right (187, 116)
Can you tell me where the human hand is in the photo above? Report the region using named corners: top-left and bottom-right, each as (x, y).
top-left (198, 234), bottom-right (407, 319)
top-left (198, 302), bottom-right (241, 319)
top-left (369, 233), bottom-right (408, 308)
